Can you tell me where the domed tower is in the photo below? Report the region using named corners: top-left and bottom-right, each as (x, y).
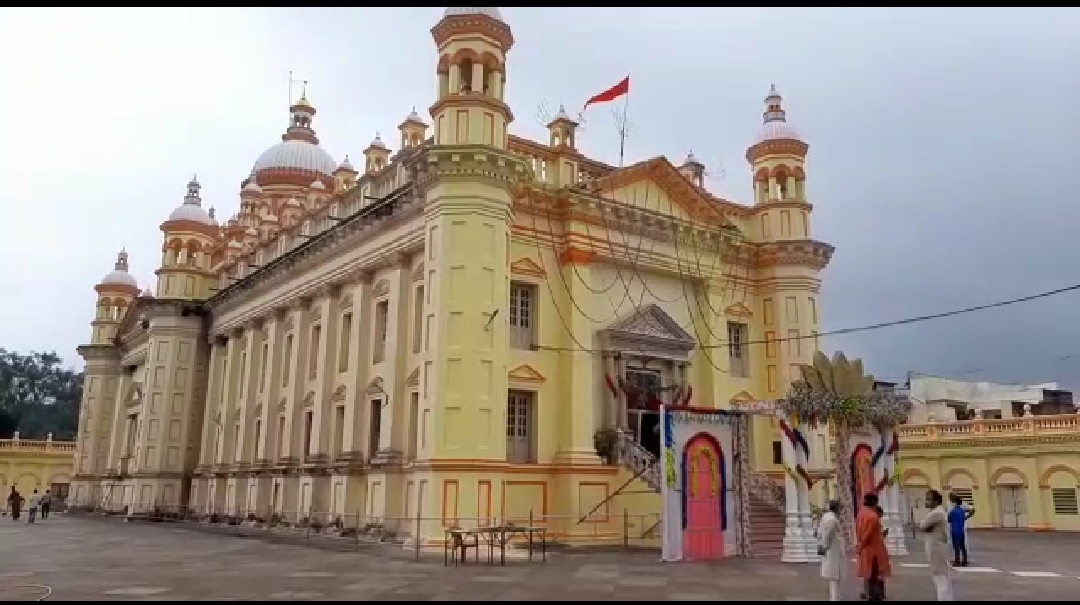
top-left (157, 176), bottom-right (219, 300)
top-left (420, 7), bottom-right (531, 476)
top-left (332, 157), bottom-right (358, 194)
top-left (430, 7), bottom-right (514, 148)
top-left (399, 108), bottom-right (428, 150)
top-left (746, 85), bottom-right (808, 209)
top-left (90, 249), bottom-right (140, 345)
top-left (251, 92), bottom-right (337, 191)
top-left (363, 134), bottom-right (390, 175)
top-left (679, 151), bottom-right (706, 189)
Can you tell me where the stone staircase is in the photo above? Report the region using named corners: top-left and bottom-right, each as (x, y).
top-left (614, 431), bottom-right (788, 558)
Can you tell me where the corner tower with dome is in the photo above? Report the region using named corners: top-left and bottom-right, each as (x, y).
top-left (72, 8), bottom-right (833, 553)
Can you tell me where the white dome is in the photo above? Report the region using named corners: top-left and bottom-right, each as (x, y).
top-left (100, 268), bottom-right (138, 288)
top-left (444, 7), bottom-right (503, 21)
top-left (168, 203), bottom-right (214, 224)
top-left (755, 121), bottom-right (802, 144)
top-left (252, 140), bottom-right (337, 179)
top-left (310, 179), bottom-right (326, 190)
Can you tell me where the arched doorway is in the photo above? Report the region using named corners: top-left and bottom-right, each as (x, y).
top-left (681, 432), bottom-right (726, 561)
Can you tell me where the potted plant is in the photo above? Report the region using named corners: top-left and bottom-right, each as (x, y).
top-left (593, 427), bottom-right (620, 464)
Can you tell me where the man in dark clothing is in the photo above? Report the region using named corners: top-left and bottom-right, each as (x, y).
top-left (947, 493), bottom-right (974, 566)
top-left (7, 487), bottom-right (23, 521)
top-left (40, 490), bottom-right (52, 520)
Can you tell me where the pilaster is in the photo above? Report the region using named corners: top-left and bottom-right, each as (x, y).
top-left (343, 277), bottom-right (373, 458)
top-left (307, 291), bottom-right (337, 461)
top-left (198, 337), bottom-right (226, 467)
top-left (555, 260), bottom-right (600, 464)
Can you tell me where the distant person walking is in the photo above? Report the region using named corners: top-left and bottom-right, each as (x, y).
top-left (27, 489), bottom-right (41, 523)
top-left (920, 489), bottom-right (955, 600)
top-left (947, 494), bottom-right (974, 566)
top-left (40, 490), bottom-right (52, 520)
top-left (817, 499), bottom-right (846, 601)
top-left (856, 493), bottom-right (891, 601)
top-left (7, 487), bottom-right (23, 521)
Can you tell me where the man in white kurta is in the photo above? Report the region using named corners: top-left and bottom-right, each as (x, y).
top-left (817, 500), bottom-right (845, 601)
top-left (919, 489), bottom-right (955, 601)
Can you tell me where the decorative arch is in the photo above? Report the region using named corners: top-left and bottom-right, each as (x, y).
top-left (771, 164), bottom-right (792, 180)
top-left (1038, 464), bottom-right (1080, 488)
top-left (990, 466), bottom-right (1028, 487)
top-left (753, 168), bottom-right (770, 183)
top-left (15, 472), bottom-right (40, 490)
top-left (166, 238), bottom-right (184, 251)
top-left (792, 166), bottom-right (806, 181)
top-left (47, 472), bottom-right (71, 486)
top-left (680, 431), bottom-right (727, 531)
top-left (943, 467), bottom-right (979, 489)
top-left (450, 47), bottom-right (480, 65)
top-left (900, 468), bottom-right (932, 487)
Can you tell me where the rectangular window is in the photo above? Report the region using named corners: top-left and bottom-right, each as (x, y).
top-left (1052, 488), bottom-right (1078, 515)
top-left (308, 325), bottom-right (322, 380)
top-left (950, 488), bottom-right (974, 507)
top-left (809, 297), bottom-right (818, 324)
top-left (506, 391), bottom-right (536, 464)
top-left (763, 298), bottom-right (775, 326)
top-left (407, 392), bottom-right (420, 461)
top-left (509, 282), bottom-right (537, 350)
top-left (369, 399), bottom-right (383, 459)
top-left (771, 440), bottom-right (783, 465)
top-left (727, 321), bottom-right (749, 378)
top-left (220, 356), bottom-right (229, 405)
top-left (233, 423), bottom-right (241, 461)
top-left (333, 405), bottom-right (345, 457)
top-left (259, 343), bottom-right (268, 393)
top-left (302, 410), bottom-right (313, 461)
top-left (253, 419), bottom-right (262, 460)
top-left (275, 416), bottom-right (285, 460)
top-left (238, 351), bottom-right (248, 400)
top-left (765, 331), bottom-right (777, 359)
top-left (282, 335), bottom-right (293, 387)
top-left (412, 286), bottom-right (424, 354)
top-left (338, 313), bottom-right (352, 373)
top-left (373, 301), bottom-right (389, 363)
top-left (787, 329), bottom-right (801, 358)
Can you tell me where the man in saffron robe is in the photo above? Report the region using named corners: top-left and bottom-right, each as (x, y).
top-left (857, 493), bottom-right (891, 601)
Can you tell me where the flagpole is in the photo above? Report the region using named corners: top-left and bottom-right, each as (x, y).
top-left (618, 79), bottom-right (630, 168)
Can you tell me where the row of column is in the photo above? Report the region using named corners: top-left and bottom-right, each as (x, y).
top-left (197, 258), bottom-right (419, 472)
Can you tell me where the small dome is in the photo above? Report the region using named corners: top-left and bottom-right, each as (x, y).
top-left (404, 107), bottom-right (426, 125)
top-left (244, 227), bottom-right (259, 237)
top-left (367, 133), bottom-right (388, 150)
top-left (227, 239), bottom-right (244, 249)
top-left (100, 250), bottom-right (138, 288)
top-left (754, 121), bottom-right (802, 144)
top-left (168, 204), bottom-right (213, 224)
top-left (683, 150), bottom-right (703, 166)
top-left (252, 140), bottom-right (337, 182)
top-left (141, 288), bottom-right (154, 298)
top-left (310, 179), bottom-right (326, 190)
top-left (336, 156), bottom-right (356, 172)
top-left (242, 175), bottom-right (262, 193)
top-left (284, 197), bottom-right (304, 208)
top-left (444, 7), bottom-right (503, 21)
top-left (263, 213), bottom-right (280, 224)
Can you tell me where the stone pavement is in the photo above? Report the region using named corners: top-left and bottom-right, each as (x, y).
top-left (0, 516), bottom-right (1078, 600)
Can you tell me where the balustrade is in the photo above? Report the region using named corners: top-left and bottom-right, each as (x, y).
top-left (898, 413), bottom-right (1080, 443)
top-left (615, 430), bottom-right (661, 492)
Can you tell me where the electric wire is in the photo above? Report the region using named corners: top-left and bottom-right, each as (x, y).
top-left (535, 281), bottom-right (1080, 354)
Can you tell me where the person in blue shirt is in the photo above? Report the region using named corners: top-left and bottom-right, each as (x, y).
top-left (947, 494), bottom-right (975, 566)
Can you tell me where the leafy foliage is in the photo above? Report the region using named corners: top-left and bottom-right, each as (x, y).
top-left (0, 348), bottom-right (82, 440)
top-left (780, 351), bottom-right (911, 430)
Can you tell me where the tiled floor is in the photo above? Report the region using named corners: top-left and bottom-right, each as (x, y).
top-left (1, 516), bottom-right (1078, 600)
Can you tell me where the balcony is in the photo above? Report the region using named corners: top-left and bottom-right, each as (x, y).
top-left (0, 438), bottom-right (77, 454)
top-left (898, 413), bottom-right (1080, 446)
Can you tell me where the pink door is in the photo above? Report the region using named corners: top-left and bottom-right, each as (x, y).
top-left (682, 434), bottom-right (725, 561)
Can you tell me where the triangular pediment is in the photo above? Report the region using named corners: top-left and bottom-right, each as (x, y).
top-left (508, 364), bottom-right (546, 384)
top-left (594, 157), bottom-right (732, 227)
top-left (724, 302), bottom-right (753, 318)
top-left (510, 257), bottom-right (546, 278)
top-left (116, 297), bottom-right (149, 341)
top-left (602, 304), bottom-right (695, 360)
top-left (405, 367), bottom-right (420, 388)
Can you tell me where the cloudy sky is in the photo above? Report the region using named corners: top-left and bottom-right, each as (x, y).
top-left (2, 8), bottom-right (1078, 387)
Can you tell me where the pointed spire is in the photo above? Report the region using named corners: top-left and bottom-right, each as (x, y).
top-left (116, 248), bottom-right (129, 271)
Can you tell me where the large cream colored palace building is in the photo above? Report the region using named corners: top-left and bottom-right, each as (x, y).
top-left (72, 7), bottom-right (832, 541)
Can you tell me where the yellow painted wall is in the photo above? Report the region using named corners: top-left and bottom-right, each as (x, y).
top-left (0, 438), bottom-right (75, 502)
top-left (898, 414), bottom-right (1080, 531)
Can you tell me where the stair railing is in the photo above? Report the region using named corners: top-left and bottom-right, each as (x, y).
top-left (746, 469), bottom-right (786, 513)
top-left (616, 430), bottom-right (661, 492)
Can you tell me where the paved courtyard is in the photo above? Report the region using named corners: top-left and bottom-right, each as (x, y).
top-left (1, 516), bottom-right (1079, 600)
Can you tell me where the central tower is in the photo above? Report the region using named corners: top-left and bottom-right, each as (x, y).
top-left (419, 7), bottom-right (526, 481)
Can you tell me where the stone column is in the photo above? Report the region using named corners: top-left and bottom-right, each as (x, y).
top-left (780, 414), bottom-right (817, 563)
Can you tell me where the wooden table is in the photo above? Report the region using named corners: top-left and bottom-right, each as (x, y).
top-left (443, 525), bottom-right (549, 567)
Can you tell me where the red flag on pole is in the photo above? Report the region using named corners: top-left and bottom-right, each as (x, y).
top-left (583, 76), bottom-right (630, 110)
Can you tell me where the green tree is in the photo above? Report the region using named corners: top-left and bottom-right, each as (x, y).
top-left (0, 348), bottom-right (82, 440)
